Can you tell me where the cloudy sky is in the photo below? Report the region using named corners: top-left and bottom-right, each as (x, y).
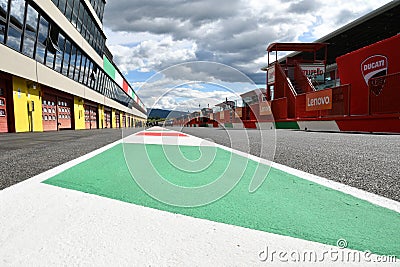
top-left (102, 0), bottom-right (392, 111)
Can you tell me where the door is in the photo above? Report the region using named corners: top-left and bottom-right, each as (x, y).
top-left (84, 104), bottom-right (98, 129)
top-left (57, 97), bottom-right (72, 129)
top-left (115, 111), bottom-right (120, 128)
top-left (122, 114), bottom-right (126, 127)
top-left (42, 95), bottom-right (57, 131)
top-left (104, 108), bottom-right (111, 128)
top-left (0, 79), bottom-right (7, 132)
top-left (0, 95), bottom-right (7, 133)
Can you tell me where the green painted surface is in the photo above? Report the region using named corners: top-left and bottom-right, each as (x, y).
top-left (275, 121), bottom-right (300, 129)
top-left (224, 123), bottom-right (233, 128)
top-left (103, 55), bottom-right (116, 80)
top-left (43, 144), bottom-right (400, 257)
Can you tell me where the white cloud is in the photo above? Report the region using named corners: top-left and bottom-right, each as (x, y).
top-left (103, 0), bottom-right (393, 110)
top-left (108, 36), bottom-right (197, 74)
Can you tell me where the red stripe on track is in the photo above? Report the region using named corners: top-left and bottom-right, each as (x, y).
top-left (136, 132), bottom-right (188, 137)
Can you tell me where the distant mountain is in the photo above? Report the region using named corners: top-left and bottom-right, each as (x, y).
top-left (147, 108), bottom-right (189, 119)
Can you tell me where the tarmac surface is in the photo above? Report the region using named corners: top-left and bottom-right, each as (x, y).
top-left (0, 128), bottom-right (140, 190)
top-left (179, 127), bottom-right (400, 202)
top-left (1, 127), bottom-right (399, 202)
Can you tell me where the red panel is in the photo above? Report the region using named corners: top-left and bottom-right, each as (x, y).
top-left (271, 97), bottom-right (288, 120)
top-left (136, 132), bottom-right (188, 137)
top-left (336, 117), bottom-right (400, 133)
top-left (336, 34), bottom-right (400, 115)
top-left (369, 72), bottom-right (400, 114)
top-left (243, 121), bottom-right (256, 128)
top-left (123, 80), bottom-right (129, 92)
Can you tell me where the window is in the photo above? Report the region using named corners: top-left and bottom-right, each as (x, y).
top-left (0, 0), bottom-right (7, 43)
top-left (54, 33), bottom-right (65, 72)
top-left (45, 23), bottom-right (60, 69)
top-left (58, 0), bottom-right (67, 14)
top-left (71, 0), bottom-right (78, 27)
top-left (68, 44), bottom-right (76, 79)
top-left (65, 0), bottom-right (74, 21)
top-left (83, 58), bottom-right (90, 85)
top-left (74, 49), bottom-right (81, 82)
top-left (36, 16), bottom-right (49, 64)
top-left (87, 61), bottom-right (94, 88)
top-left (7, 0), bottom-right (25, 51)
top-left (81, 9), bottom-right (89, 38)
top-left (79, 55), bottom-right (86, 84)
top-left (45, 44), bottom-right (55, 69)
top-left (62, 39), bottom-right (71, 76)
top-left (22, 4), bottom-right (39, 58)
top-left (76, 1), bottom-right (83, 32)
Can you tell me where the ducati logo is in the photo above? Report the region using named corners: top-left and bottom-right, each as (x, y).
top-left (361, 55), bottom-right (388, 96)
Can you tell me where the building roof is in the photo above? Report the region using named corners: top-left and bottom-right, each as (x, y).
top-left (267, 43), bottom-right (327, 53)
top-left (262, 0), bottom-right (400, 68)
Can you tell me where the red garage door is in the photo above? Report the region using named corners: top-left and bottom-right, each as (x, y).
top-left (104, 108), bottom-right (111, 128)
top-left (115, 111), bottom-right (120, 128)
top-left (0, 95), bottom-right (7, 133)
top-left (122, 114), bottom-right (126, 127)
top-left (57, 97), bottom-right (72, 129)
top-left (42, 95), bottom-right (57, 131)
top-left (42, 94), bottom-right (73, 131)
top-left (85, 104), bottom-right (98, 129)
top-left (0, 78), bottom-right (10, 133)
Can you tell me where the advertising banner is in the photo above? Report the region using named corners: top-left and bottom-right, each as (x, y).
top-left (300, 64), bottom-right (325, 81)
top-left (235, 107), bottom-right (242, 118)
top-left (259, 101), bottom-right (272, 115)
top-left (306, 89), bottom-right (332, 111)
top-left (336, 34), bottom-right (400, 115)
top-left (267, 65), bottom-right (275, 85)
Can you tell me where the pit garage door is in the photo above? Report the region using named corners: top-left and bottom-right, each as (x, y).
top-left (115, 111), bottom-right (120, 128)
top-left (57, 97), bottom-right (72, 129)
top-left (42, 95), bottom-right (57, 131)
top-left (0, 94), bottom-right (7, 133)
top-left (0, 78), bottom-right (8, 132)
top-left (104, 107), bottom-right (111, 128)
top-left (84, 104), bottom-right (98, 129)
top-left (42, 95), bottom-right (73, 131)
top-left (122, 114), bottom-right (126, 127)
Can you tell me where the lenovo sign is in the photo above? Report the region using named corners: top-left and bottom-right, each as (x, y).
top-left (306, 89), bottom-right (332, 111)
